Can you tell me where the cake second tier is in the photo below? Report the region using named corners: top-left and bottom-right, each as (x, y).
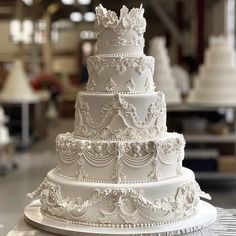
top-left (55, 132), bottom-right (184, 183)
top-left (87, 55), bottom-right (155, 93)
top-left (74, 91), bottom-right (167, 140)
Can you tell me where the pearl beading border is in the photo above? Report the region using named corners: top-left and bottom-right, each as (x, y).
top-left (42, 208), bottom-right (197, 229)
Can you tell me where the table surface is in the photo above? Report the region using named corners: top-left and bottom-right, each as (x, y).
top-left (7, 208), bottom-right (236, 236)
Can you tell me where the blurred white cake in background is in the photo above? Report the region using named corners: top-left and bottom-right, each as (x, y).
top-left (0, 106), bottom-right (10, 146)
top-left (149, 37), bottom-right (181, 104)
top-left (0, 59), bottom-right (39, 103)
top-left (188, 36), bottom-right (236, 105)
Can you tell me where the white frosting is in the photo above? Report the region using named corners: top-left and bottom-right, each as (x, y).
top-left (28, 4), bottom-right (211, 229)
top-left (55, 132), bottom-right (185, 183)
top-left (149, 37), bottom-right (181, 104)
top-left (74, 91), bottom-right (167, 140)
top-left (0, 59), bottom-right (39, 103)
top-left (189, 36), bottom-right (236, 105)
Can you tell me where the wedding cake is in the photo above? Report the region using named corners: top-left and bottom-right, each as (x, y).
top-left (188, 36), bottom-right (236, 105)
top-left (27, 5), bottom-right (214, 232)
top-left (0, 59), bottom-right (39, 103)
top-left (149, 37), bottom-right (181, 104)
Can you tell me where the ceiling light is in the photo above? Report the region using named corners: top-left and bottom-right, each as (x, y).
top-left (61, 0), bottom-right (74, 5)
top-left (78, 0), bottom-right (91, 5)
top-left (23, 20), bottom-right (33, 34)
top-left (22, 0), bottom-right (33, 6)
top-left (84, 12), bottom-right (95, 22)
top-left (80, 30), bottom-right (96, 39)
top-left (70, 12), bottom-right (82, 22)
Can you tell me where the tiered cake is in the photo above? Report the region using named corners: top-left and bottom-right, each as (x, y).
top-left (188, 36), bottom-right (236, 105)
top-left (0, 59), bottom-right (39, 103)
top-left (27, 5), bottom-right (214, 232)
top-left (149, 37), bottom-right (181, 104)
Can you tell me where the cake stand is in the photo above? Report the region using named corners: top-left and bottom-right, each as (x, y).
top-left (24, 200), bottom-right (217, 236)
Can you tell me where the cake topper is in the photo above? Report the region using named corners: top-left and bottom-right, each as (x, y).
top-left (95, 4), bottom-right (146, 35)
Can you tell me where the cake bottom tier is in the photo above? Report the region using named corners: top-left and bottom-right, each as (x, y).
top-left (28, 168), bottom-right (210, 228)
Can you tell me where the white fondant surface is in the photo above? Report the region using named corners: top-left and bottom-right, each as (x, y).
top-left (47, 167), bottom-right (195, 201)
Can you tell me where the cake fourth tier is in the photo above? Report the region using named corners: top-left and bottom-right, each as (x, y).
top-left (55, 132), bottom-right (184, 183)
top-left (74, 91), bottom-right (167, 141)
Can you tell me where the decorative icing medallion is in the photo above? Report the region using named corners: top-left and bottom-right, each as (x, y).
top-left (110, 58), bottom-right (128, 75)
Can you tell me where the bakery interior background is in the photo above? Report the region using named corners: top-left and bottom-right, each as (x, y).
top-left (0, 0), bottom-right (236, 235)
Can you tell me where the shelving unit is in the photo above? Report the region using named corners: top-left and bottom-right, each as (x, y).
top-left (167, 103), bottom-right (236, 180)
top-left (185, 134), bottom-right (236, 143)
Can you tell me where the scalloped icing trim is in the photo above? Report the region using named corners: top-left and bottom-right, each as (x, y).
top-left (55, 132), bottom-right (185, 183)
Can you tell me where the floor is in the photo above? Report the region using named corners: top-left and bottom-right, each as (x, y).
top-left (1, 119), bottom-right (236, 236)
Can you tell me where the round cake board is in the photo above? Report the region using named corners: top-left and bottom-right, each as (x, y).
top-left (24, 200), bottom-right (217, 236)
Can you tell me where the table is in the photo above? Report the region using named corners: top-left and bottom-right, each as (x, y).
top-left (6, 208), bottom-right (236, 236)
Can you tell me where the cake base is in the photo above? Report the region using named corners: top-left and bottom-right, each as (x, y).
top-left (24, 200), bottom-right (217, 235)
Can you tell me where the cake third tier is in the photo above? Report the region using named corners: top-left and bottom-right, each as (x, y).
top-left (74, 91), bottom-right (167, 140)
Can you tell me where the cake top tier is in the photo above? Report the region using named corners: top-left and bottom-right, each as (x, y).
top-left (95, 4), bottom-right (146, 55)
top-left (149, 37), bottom-right (169, 66)
top-left (149, 37), bottom-right (166, 50)
top-left (204, 36), bottom-right (236, 67)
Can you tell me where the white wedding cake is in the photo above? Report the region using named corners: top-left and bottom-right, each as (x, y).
top-left (27, 5), bottom-right (213, 231)
top-left (149, 37), bottom-right (181, 104)
top-left (0, 59), bottom-right (39, 103)
top-left (188, 36), bottom-right (236, 105)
